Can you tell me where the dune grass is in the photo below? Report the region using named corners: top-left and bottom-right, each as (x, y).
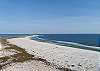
top-left (0, 38), bottom-right (74, 71)
top-left (0, 38), bottom-right (34, 69)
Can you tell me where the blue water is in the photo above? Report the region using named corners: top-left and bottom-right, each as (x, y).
top-left (0, 34), bottom-right (99, 52)
top-left (32, 34), bottom-right (99, 47)
top-left (0, 34), bottom-right (99, 47)
top-left (32, 34), bottom-right (100, 52)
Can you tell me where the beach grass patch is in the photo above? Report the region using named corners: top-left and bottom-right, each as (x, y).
top-left (0, 38), bottom-right (74, 71)
top-left (0, 38), bottom-right (34, 69)
top-left (0, 56), bottom-right (10, 62)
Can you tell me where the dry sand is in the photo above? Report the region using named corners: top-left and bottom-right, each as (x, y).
top-left (0, 39), bottom-right (60, 71)
top-left (1, 60), bottom-right (60, 71)
top-left (7, 37), bottom-right (100, 71)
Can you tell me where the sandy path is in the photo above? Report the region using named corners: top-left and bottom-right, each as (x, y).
top-left (8, 38), bottom-right (100, 71)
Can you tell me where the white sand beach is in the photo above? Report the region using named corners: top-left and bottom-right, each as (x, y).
top-left (0, 38), bottom-right (60, 71)
top-left (6, 37), bottom-right (100, 71)
top-left (1, 60), bottom-right (60, 71)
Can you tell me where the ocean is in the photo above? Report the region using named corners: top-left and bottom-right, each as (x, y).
top-left (32, 34), bottom-right (100, 52)
top-left (0, 34), bottom-right (99, 52)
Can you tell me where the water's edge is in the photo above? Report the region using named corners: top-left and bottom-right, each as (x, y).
top-left (32, 35), bottom-right (100, 52)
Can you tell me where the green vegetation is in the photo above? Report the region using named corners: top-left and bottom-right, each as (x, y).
top-left (0, 38), bottom-right (34, 69)
top-left (0, 56), bottom-right (10, 62)
top-left (5, 44), bottom-right (27, 53)
top-left (4, 45), bottom-right (34, 62)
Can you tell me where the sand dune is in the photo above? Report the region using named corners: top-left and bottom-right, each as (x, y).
top-left (0, 38), bottom-right (60, 71)
top-left (7, 37), bottom-right (100, 71)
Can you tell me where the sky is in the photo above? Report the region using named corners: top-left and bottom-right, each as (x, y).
top-left (0, 0), bottom-right (100, 34)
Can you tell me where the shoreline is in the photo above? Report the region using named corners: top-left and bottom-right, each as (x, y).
top-left (7, 37), bottom-right (100, 71)
top-left (32, 37), bottom-right (100, 52)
